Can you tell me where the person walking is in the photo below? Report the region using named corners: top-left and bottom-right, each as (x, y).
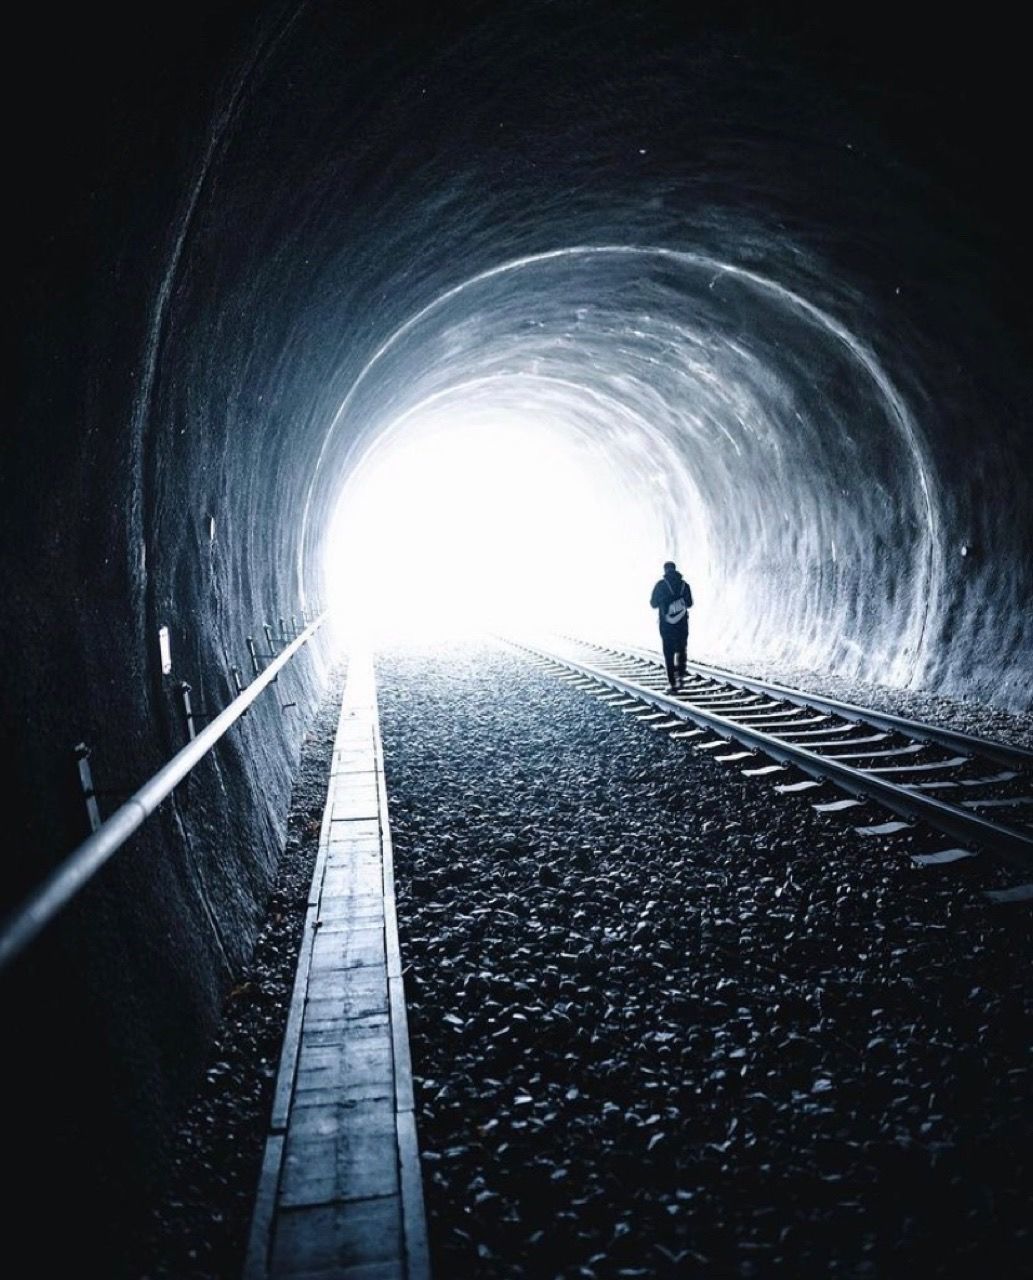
top-left (650, 560), bottom-right (693, 692)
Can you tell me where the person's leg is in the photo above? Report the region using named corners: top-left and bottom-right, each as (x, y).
top-left (661, 631), bottom-right (677, 688)
top-left (676, 626), bottom-right (688, 685)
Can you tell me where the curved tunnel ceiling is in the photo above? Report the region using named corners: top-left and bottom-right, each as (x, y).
top-left (124, 0), bottom-right (1030, 707)
top-left (13, 1), bottom-right (1033, 714)
top-left (302, 245), bottom-right (940, 668)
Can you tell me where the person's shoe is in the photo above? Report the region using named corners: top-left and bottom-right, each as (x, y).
top-left (667, 683), bottom-right (678, 695)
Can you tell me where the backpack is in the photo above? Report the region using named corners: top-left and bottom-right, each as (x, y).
top-left (663, 580), bottom-right (688, 625)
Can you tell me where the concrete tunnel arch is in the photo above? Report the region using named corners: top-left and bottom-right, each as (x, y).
top-left (299, 244), bottom-right (944, 674)
top-left (4, 1), bottom-right (1031, 1267)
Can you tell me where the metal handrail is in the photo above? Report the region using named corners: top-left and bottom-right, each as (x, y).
top-left (0, 611), bottom-right (330, 973)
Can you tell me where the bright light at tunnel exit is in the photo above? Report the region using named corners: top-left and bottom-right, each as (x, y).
top-left (323, 413), bottom-right (673, 645)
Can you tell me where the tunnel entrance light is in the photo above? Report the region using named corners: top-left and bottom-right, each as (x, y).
top-left (324, 411), bottom-right (671, 644)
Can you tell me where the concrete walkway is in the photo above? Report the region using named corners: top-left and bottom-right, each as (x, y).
top-left (245, 652), bottom-right (429, 1279)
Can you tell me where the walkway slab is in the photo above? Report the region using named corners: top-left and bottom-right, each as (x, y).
top-left (245, 651), bottom-right (429, 1279)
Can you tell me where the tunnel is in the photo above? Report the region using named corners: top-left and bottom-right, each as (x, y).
top-left (4, 1), bottom-right (1032, 1274)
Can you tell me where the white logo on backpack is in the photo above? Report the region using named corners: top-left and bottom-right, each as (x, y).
top-left (664, 582), bottom-right (687, 625)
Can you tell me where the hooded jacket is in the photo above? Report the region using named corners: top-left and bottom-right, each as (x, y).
top-left (650, 569), bottom-right (693, 630)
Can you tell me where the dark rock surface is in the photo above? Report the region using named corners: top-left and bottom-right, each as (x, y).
top-left (379, 643), bottom-right (1032, 1279)
top-left (126, 661), bottom-right (345, 1279)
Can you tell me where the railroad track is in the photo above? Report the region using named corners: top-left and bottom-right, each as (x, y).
top-left (507, 635), bottom-right (1033, 886)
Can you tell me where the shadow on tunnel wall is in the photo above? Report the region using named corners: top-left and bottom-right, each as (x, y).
top-left (4, 0), bottom-right (1031, 1268)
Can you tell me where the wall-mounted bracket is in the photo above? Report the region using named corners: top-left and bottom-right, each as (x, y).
top-left (74, 743), bottom-right (102, 834)
top-left (176, 681), bottom-right (224, 737)
top-left (247, 634), bottom-right (279, 682)
top-left (231, 665), bottom-right (250, 717)
top-left (177, 682), bottom-right (197, 741)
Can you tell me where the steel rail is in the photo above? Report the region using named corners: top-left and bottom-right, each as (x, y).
top-left (0, 612), bottom-right (330, 973)
top-left (588, 640), bottom-right (1033, 771)
top-left (514, 638), bottom-right (1033, 869)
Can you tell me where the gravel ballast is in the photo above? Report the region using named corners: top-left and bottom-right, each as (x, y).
top-left (379, 642), bottom-right (1032, 1279)
top-left (129, 662), bottom-right (346, 1280)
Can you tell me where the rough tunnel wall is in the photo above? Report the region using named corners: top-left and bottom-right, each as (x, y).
top-left (202, 1), bottom-right (1027, 705)
top-left (300, 249), bottom-right (942, 677)
top-left (3, 0), bottom-right (330, 1260)
top-left (3, 0), bottom-right (1032, 1265)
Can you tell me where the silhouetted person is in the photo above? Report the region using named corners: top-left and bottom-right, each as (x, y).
top-left (650, 560), bottom-right (693, 692)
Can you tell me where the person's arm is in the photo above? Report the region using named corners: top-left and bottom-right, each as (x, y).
top-left (685, 582), bottom-right (693, 608)
top-left (649, 582), bottom-right (662, 609)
